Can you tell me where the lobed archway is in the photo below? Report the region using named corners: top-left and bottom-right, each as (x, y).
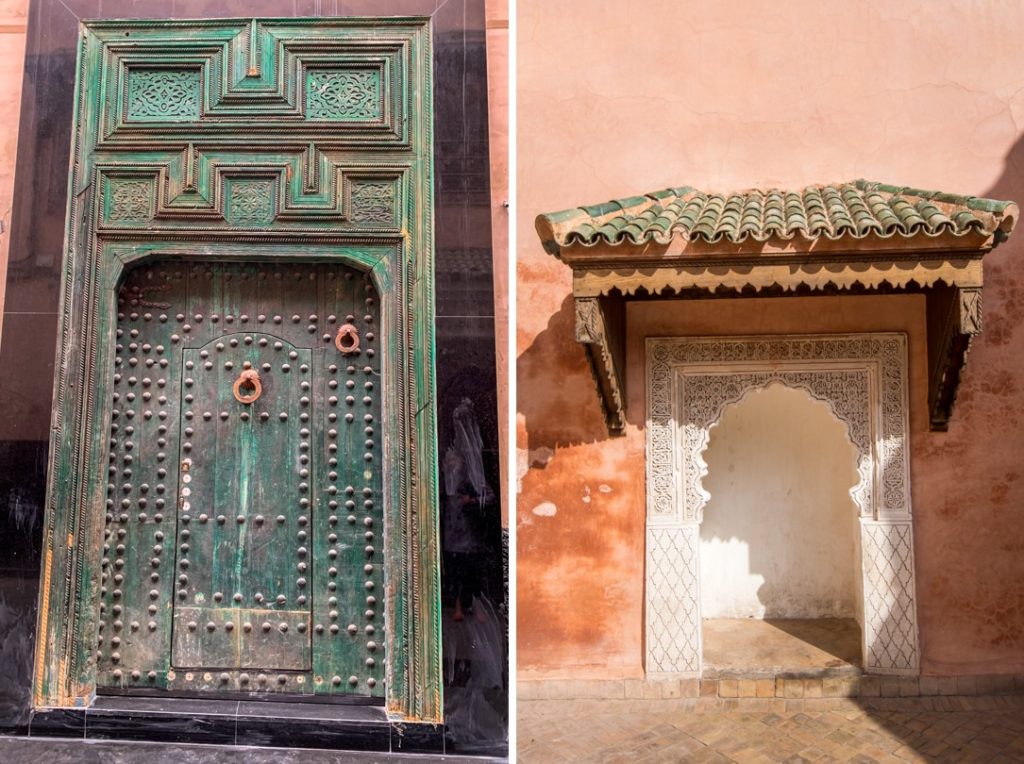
top-left (644, 334), bottom-right (919, 677)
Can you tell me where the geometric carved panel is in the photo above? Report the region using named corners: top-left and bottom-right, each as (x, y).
top-left (106, 178), bottom-right (155, 225)
top-left (127, 69), bottom-right (202, 122)
top-left (306, 69), bottom-right (383, 121)
top-left (646, 525), bottom-right (701, 675)
top-left (645, 334), bottom-right (919, 677)
top-left (225, 178), bottom-right (277, 227)
top-left (349, 178), bottom-right (397, 225)
top-left (862, 522), bottom-right (919, 672)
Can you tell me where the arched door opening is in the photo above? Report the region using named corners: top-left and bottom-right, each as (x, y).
top-left (699, 384), bottom-right (863, 676)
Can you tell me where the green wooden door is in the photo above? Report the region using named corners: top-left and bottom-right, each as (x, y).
top-left (98, 260), bottom-right (383, 697)
top-left (36, 18), bottom-right (441, 720)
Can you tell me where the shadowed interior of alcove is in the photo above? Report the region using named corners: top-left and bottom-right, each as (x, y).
top-left (699, 383), bottom-right (864, 677)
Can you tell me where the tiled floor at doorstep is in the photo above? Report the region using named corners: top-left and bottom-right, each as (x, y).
top-left (518, 695), bottom-right (1024, 763)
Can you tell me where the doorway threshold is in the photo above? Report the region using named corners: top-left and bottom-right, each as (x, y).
top-left (27, 695), bottom-right (444, 754)
top-left (702, 618), bottom-right (862, 680)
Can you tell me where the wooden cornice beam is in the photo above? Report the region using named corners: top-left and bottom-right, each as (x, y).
top-left (926, 284), bottom-right (983, 431)
top-left (574, 294), bottom-right (626, 435)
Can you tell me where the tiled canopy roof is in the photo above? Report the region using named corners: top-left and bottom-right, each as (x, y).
top-left (537, 180), bottom-right (1017, 252)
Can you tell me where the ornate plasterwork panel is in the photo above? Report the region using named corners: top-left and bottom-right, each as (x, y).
top-left (35, 18), bottom-right (440, 722)
top-left (645, 334), bottom-right (919, 677)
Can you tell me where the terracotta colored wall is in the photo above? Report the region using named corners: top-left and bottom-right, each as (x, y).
top-left (485, 0), bottom-right (509, 526)
top-left (517, 0), bottom-right (1024, 679)
top-left (0, 0), bottom-right (28, 329)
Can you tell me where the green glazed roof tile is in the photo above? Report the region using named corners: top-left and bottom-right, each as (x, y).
top-left (536, 179), bottom-right (1018, 251)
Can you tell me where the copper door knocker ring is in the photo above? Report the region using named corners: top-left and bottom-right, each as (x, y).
top-left (232, 369), bottom-right (262, 404)
top-left (335, 324), bottom-right (360, 355)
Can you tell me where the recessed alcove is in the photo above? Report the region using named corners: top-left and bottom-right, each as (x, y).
top-left (698, 383), bottom-right (864, 676)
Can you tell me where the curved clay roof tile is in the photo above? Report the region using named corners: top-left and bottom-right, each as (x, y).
top-left (535, 180), bottom-right (1017, 253)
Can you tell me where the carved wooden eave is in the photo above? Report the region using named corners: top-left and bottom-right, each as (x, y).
top-left (536, 180), bottom-right (1018, 434)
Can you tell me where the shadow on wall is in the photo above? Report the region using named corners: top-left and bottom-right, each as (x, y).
top-left (837, 122), bottom-right (1024, 764)
top-left (516, 294), bottom-right (613, 460)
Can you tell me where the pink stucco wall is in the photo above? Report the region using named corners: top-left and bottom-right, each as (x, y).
top-left (0, 0), bottom-right (28, 329)
top-left (517, 0), bottom-right (1024, 678)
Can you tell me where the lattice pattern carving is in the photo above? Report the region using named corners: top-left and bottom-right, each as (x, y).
top-left (108, 179), bottom-right (153, 224)
top-left (646, 525), bottom-right (700, 674)
top-left (645, 334), bottom-right (919, 676)
top-left (127, 69), bottom-right (201, 122)
top-left (227, 179), bottom-right (275, 227)
top-left (862, 522), bottom-right (919, 673)
top-left (349, 180), bottom-right (395, 224)
top-left (306, 69), bottom-right (382, 121)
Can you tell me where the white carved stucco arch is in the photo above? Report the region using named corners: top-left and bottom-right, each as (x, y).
top-left (645, 334), bottom-right (919, 677)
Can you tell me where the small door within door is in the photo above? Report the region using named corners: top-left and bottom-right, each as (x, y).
top-left (97, 260), bottom-right (384, 698)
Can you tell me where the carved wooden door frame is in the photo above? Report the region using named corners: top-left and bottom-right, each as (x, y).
top-left (644, 333), bottom-right (920, 678)
top-left (34, 18), bottom-right (442, 722)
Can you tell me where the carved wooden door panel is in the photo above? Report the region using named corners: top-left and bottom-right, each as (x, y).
top-left (99, 261), bottom-right (383, 697)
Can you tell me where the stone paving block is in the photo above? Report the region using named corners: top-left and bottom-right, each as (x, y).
top-left (545, 679), bottom-right (569, 700)
top-left (737, 679), bottom-right (757, 698)
top-left (518, 680), bottom-right (540, 700)
top-left (624, 678), bottom-right (643, 699)
top-left (700, 679), bottom-right (718, 698)
top-left (681, 679), bottom-right (700, 698)
top-left (976, 674), bottom-right (1000, 696)
top-left (783, 679), bottom-right (804, 699)
top-left (899, 677), bottom-right (919, 697)
top-left (918, 676), bottom-right (939, 696)
top-left (660, 679), bottom-right (682, 699)
top-left (957, 675), bottom-right (978, 696)
top-left (642, 680), bottom-right (663, 699)
top-left (993, 674), bottom-right (1014, 695)
top-left (719, 679), bottom-right (738, 698)
top-left (756, 679), bottom-right (774, 698)
top-left (860, 676), bottom-right (881, 697)
top-left (803, 679), bottom-right (823, 699)
top-left (937, 676), bottom-right (958, 696)
top-left (879, 677), bottom-right (901, 697)
top-left (840, 677), bottom-right (861, 698)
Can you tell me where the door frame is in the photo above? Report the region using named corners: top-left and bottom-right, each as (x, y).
top-left (33, 18), bottom-right (442, 723)
top-left (644, 333), bottom-right (920, 678)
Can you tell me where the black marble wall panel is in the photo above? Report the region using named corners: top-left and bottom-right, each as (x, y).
top-left (0, 0), bottom-right (505, 756)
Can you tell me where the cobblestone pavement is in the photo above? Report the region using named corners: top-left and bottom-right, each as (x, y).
top-left (518, 696), bottom-right (1024, 763)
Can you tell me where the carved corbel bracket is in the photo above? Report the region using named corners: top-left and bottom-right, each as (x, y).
top-left (574, 294), bottom-right (626, 435)
top-left (926, 284), bottom-right (983, 430)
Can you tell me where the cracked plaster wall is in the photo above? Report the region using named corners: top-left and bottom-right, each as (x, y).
top-left (517, 0), bottom-right (1024, 679)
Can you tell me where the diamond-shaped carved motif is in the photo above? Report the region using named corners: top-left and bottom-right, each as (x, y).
top-left (646, 525), bottom-right (700, 674)
top-left (862, 522), bottom-right (919, 672)
top-left (127, 69), bottom-right (201, 122)
top-left (306, 69), bottom-right (382, 121)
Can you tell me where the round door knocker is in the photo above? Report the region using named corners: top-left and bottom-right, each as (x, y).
top-left (232, 369), bottom-right (262, 405)
top-left (335, 324), bottom-right (361, 355)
